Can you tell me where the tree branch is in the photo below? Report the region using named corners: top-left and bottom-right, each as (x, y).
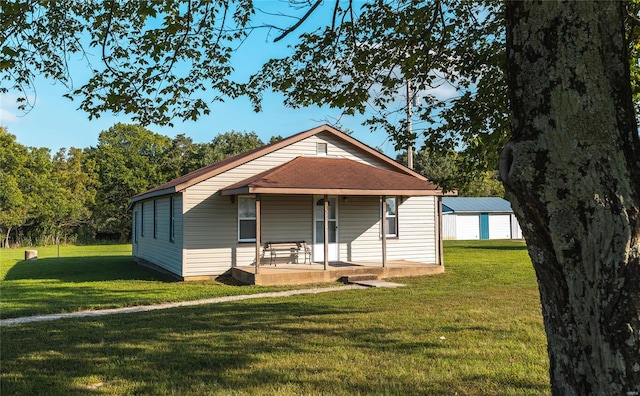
top-left (161, 0), bottom-right (194, 84)
top-left (273, 0), bottom-right (322, 42)
top-left (331, 0), bottom-right (339, 31)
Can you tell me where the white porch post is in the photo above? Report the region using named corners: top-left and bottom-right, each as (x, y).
top-left (255, 194), bottom-right (261, 274)
top-left (323, 194), bottom-right (329, 270)
top-left (381, 195), bottom-right (387, 268)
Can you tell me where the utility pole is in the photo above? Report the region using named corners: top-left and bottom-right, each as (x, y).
top-left (406, 79), bottom-right (414, 170)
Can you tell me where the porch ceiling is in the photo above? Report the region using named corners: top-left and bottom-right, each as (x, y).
top-left (220, 157), bottom-right (442, 196)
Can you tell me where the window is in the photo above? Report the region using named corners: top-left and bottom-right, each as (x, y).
top-left (383, 197), bottom-right (398, 237)
top-left (134, 211), bottom-right (138, 243)
top-left (238, 196), bottom-right (256, 242)
top-left (153, 200), bottom-right (158, 239)
top-left (169, 197), bottom-right (175, 242)
top-left (141, 202), bottom-right (145, 237)
top-left (317, 142), bottom-right (328, 156)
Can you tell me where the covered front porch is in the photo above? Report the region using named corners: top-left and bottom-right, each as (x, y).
top-left (231, 260), bottom-right (445, 286)
top-left (220, 155), bottom-right (444, 285)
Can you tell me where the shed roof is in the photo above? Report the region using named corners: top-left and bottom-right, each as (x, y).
top-left (442, 197), bottom-right (514, 213)
top-left (131, 125), bottom-right (429, 204)
top-left (221, 156), bottom-right (441, 196)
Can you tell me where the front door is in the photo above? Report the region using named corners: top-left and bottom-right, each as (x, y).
top-left (313, 196), bottom-right (338, 262)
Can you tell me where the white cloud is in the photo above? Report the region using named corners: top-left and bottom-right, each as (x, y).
top-left (0, 94), bottom-right (18, 124)
top-left (0, 93), bottom-right (35, 124)
top-left (0, 107), bottom-right (18, 124)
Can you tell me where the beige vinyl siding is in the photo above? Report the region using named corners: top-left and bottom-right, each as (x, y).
top-left (338, 196), bottom-right (437, 263)
top-left (182, 185), bottom-right (237, 276)
top-left (339, 196), bottom-right (381, 261)
top-left (261, 195), bottom-right (313, 243)
top-left (316, 132), bottom-right (396, 169)
top-left (134, 195), bottom-right (183, 276)
top-left (385, 196), bottom-right (437, 263)
top-left (182, 193), bottom-right (314, 276)
top-left (181, 134), bottom-right (398, 276)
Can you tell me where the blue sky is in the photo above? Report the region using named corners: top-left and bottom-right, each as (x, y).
top-left (0, 2), bottom-right (411, 157)
top-left (1, 81), bottom-right (398, 154)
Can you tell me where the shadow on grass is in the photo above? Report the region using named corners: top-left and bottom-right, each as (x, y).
top-left (0, 300), bottom-right (550, 396)
top-left (464, 244), bottom-right (528, 251)
top-left (3, 256), bottom-right (176, 283)
top-left (214, 274), bottom-right (250, 286)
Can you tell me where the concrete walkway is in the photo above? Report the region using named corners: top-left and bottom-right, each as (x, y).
top-left (0, 285), bottom-right (366, 326)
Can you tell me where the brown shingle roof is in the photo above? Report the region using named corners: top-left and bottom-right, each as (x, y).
top-left (221, 157), bottom-right (441, 196)
top-left (131, 124), bottom-right (434, 203)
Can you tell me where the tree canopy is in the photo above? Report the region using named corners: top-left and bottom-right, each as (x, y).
top-left (396, 147), bottom-right (504, 197)
top-left (0, 127), bottom-right (95, 246)
top-left (1, 0), bottom-right (252, 125)
top-left (0, 125), bottom-right (272, 245)
top-left (3, 1), bottom-right (637, 177)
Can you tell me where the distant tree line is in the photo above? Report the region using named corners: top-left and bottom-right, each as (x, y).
top-left (0, 123), bottom-right (269, 247)
top-left (396, 148), bottom-right (504, 197)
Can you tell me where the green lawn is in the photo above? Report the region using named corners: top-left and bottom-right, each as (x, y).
top-left (1, 240), bottom-right (550, 395)
top-left (0, 244), bottom-right (296, 319)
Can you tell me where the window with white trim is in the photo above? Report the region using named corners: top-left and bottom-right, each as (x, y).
top-left (153, 200), bottom-right (158, 238)
top-left (141, 202), bottom-right (145, 237)
top-left (134, 211), bottom-right (139, 243)
top-left (169, 196), bottom-right (175, 242)
top-left (238, 196), bottom-right (256, 242)
top-left (383, 197), bottom-right (398, 237)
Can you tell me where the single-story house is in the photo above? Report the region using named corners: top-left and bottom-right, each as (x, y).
top-left (130, 125), bottom-right (444, 281)
top-left (442, 197), bottom-right (523, 240)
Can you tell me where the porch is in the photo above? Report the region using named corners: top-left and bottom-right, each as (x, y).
top-left (220, 156), bottom-right (445, 281)
top-left (231, 260), bottom-right (444, 286)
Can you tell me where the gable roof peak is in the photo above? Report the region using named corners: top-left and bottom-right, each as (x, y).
top-left (131, 124), bottom-right (427, 204)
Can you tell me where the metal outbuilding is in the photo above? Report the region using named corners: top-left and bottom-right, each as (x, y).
top-left (442, 197), bottom-right (523, 240)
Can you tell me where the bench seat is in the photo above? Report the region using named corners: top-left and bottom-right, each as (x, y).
top-left (262, 241), bottom-right (312, 266)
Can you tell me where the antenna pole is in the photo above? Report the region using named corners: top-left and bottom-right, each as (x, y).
top-left (406, 79), bottom-right (414, 170)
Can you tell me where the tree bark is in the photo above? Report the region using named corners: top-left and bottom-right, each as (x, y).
top-left (503, 2), bottom-right (640, 394)
top-left (3, 226), bottom-right (12, 248)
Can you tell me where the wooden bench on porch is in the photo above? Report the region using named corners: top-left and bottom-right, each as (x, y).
top-left (262, 241), bottom-right (312, 266)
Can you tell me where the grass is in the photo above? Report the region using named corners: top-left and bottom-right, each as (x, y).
top-left (0, 240), bottom-right (550, 395)
top-left (0, 244), bottom-right (297, 319)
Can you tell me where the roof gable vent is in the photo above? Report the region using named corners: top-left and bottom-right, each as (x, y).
top-left (317, 142), bottom-right (328, 156)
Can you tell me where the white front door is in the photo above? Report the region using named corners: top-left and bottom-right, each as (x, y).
top-left (313, 196), bottom-right (339, 262)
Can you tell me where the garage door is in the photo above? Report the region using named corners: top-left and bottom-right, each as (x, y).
top-left (456, 215), bottom-right (480, 240)
top-left (489, 214), bottom-right (512, 239)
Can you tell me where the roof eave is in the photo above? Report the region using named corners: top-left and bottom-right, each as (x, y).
top-left (130, 187), bottom-right (177, 205)
top-left (446, 210), bottom-right (513, 214)
top-left (221, 187), bottom-right (442, 196)
top-left (222, 187), bottom-right (251, 196)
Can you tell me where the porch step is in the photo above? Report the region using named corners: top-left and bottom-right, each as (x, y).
top-left (351, 280), bottom-right (406, 288)
top-left (340, 274), bottom-right (379, 283)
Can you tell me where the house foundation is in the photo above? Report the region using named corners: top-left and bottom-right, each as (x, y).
top-left (231, 261), bottom-right (444, 286)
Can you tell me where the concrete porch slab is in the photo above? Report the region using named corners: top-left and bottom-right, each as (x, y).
top-left (231, 261), bottom-right (444, 286)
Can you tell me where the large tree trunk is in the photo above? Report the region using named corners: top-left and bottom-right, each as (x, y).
top-left (502, 2), bottom-right (640, 394)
